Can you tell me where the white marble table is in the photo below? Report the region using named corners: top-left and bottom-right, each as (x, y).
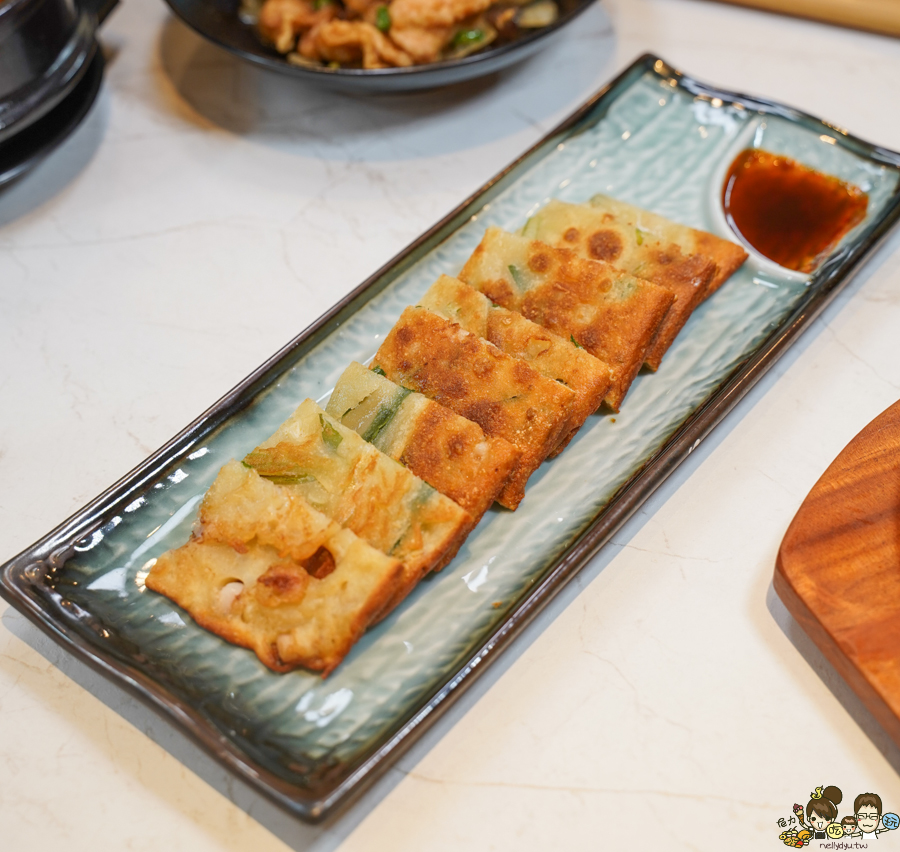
top-left (3, 1), bottom-right (900, 848)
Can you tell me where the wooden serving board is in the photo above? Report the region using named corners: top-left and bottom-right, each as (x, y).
top-left (776, 399), bottom-right (900, 745)
top-left (716, 0), bottom-right (900, 37)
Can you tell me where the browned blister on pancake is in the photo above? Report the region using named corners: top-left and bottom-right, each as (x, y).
top-left (458, 228), bottom-right (674, 410)
top-left (419, 275), bottom-right (611, 455)
top-left (373, 306), bottom-right (575, 509)
top-left (586, 194), bottom-right (747, 294)
top-left (521, 199), bottom-right (723, 370)
top-left (146, 460), bottom-right (403, 675)
top-left (326, 361), bottom-right (520, 527)
top-left (243, 399), bottom-right (471, 612)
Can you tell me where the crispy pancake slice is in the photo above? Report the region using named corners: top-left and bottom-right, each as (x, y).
top-left (326, 361), bottom-right (520, 526)
top-left (146, 460), bottom-right (403, 675)
top-left (458, 227), bottom-right (674, 410)
top-left (373, 306), bottom-right (574, 509)
top-left (521, 199), bottom-right (719, 370)
top-left (586, 194), bottom-right (747, 294)
top-left (418, 275), bottom-right (612, 456)
top-left (243, 398), bottom-right (471, 610)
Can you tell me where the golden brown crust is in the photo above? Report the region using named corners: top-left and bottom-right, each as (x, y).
top-left (584, 194), bottom-right (748, 295)
top-left (419, 275), bottom-right (611, 455)
top-left (637, 249), bottom-right (712, 370)
top-left (489, 305), bottom-right (609, 448)
top-left (398, 400), bottom-right (520, 520)
top-left (693, 230), bottom-right (749, 293)
top-left (459, 228), bottom-right (674, 410)
top-left (524, 201), bottom-right (717, 370)
top-left (245, 399), bottom-right (471, 610)
top-left (373, 306), bottom-right (574, 508)
top-left (148, 538), bottom-right (402, 675)
top-left (146, 462), bottom-right (404, 675)
top-left (326, 362), bottom-right (521, 527)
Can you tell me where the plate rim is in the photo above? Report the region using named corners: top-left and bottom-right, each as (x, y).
top-left (3, 52), bottom-right (900, 823)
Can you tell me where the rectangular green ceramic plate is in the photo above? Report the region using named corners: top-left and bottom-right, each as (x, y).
top-left (3, 55), bottom-right (900, 823)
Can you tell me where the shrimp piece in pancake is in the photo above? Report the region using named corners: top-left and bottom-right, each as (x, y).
top-left (419, 275), bottom-right (611, 456)
top-left (389, 0), bottom-right (494, 29)
top-left (258, 0), bottom-right (337, 52)
top-left (307, 20), bottom-right (413, 68)
top-left (373, 306), bottom-right (575, 509)
top-left (458, 227), bottom-right (674, 411)
top-left (146, 460), bottom-right (404, 675)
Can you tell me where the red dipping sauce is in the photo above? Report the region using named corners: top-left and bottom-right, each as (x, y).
top-left (722, 149), bottom-right (868, 273)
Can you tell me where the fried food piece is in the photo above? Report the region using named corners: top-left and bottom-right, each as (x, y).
top-left (258, 0), bottom-right (337, 53)
top-left (327, 361), bottom-right (521, 525)
top-left (146, 461), bottom-right (403, 675)
top-left (244, 399), bottom-right (470, 610)
top-left (419, 275), bottom-right (611, 455)
top-left (522, 199), bottom-right (723, 369)
top-left (388, 25), bottom-right (453, 62)
top-left (303, 20), bottom-right (413, 68)
top-left (587, 194), bottom-right (748, 294)
top-left (343, 0), bottom-right (381, 15)
top-left (373, 306), bottom-right (574, 508)
top-left (389, 0), bottom-right (494, 28)
top-left (521, 198), bottom-right (747, 365)
top-left (458, 227), bottom-right (674, 410)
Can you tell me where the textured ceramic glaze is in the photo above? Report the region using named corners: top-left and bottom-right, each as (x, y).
top-left (11, 59), bottom-right (900, 813)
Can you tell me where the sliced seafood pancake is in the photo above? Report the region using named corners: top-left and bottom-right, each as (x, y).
top-left (521, 199), bottom-right (718, 370)
top-left (458, 227), bottom-right (674, 410)
top-left (146, 460), bottom-right (403, 675)
top-left (373, 306), bottom-right (574, 509)
top-left (327, 361), bottom-right (520, 526)
top-left (586, 194), bottom-right (747, 294)
top-left (418, 274), bottom-right (611, 455)
top-left (244, 399), bottom-right (471, 609)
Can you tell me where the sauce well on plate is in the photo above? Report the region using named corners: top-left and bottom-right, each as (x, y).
top-left (722, 149), bottom-right (868, 273)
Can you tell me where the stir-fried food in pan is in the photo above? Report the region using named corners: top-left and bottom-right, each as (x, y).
top-left (242, 0), bottom-right (561, 68)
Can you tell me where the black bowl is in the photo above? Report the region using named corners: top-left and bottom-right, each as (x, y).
top-left (0, 46), bottom-right (104, 186)
top-left (163, 0), bottom-right (597, 92)
top-left (0, 0), bottom-right (96, 141)
top-left (0, 0), bottom-right (116, 143)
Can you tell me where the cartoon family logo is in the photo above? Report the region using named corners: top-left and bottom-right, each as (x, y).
top-left (777, 785), bottom-right (900, 847)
